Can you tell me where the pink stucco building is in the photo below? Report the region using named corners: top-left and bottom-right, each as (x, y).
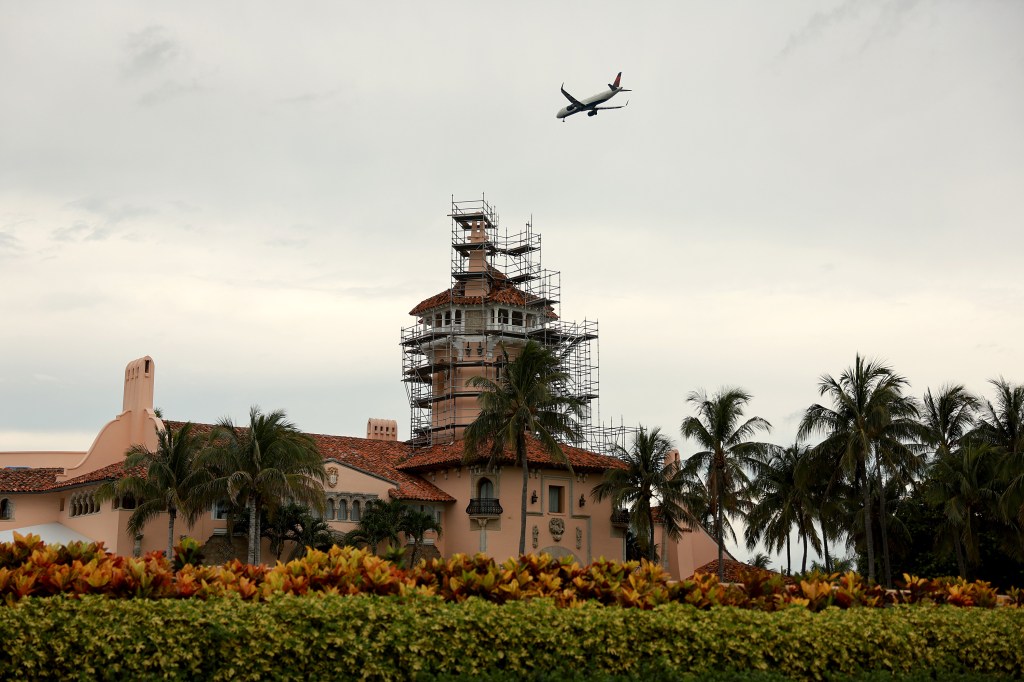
top-left (0, 197), bottom-right (721, 577)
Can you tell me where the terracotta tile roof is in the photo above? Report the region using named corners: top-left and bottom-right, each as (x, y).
top-left (397, 435), bottom-right (628, 474)
top-left (58, 461), bottom-right (142, 489)
top-left (165, 421), bottom-right (454, 504)
top-left (0, 467), bottom-right (63, 493)
top-left (409, 279), bottom-right (557, 319)
top-left (308, 433), bottom-right (454, 503)
top-left (690, 558), bottom-right (793, 584)
top-left (0, 461), bottom-right (142, 494)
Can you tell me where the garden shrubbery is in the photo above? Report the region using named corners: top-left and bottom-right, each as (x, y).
top-left (3, 533), bottom-right (1024, 680)
top-left (2, 533), bottom-right (1022, 608)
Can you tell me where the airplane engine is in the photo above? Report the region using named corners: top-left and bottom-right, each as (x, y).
top-left (587, 110), bottom-right (597, 117)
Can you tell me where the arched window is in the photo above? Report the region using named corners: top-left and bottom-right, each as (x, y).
top-left (351, 500), bottom-right (361, 522)
top-left (326, 499), bottom-right (336, 520)
top-left (338, 499), bottom-right (348, 521)
top-left (0, 498), bottom-right (12, 520)
top-left (477, 478), bottom-right (494, 499)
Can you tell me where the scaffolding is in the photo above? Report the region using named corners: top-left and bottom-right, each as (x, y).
top-left (401, 195), bottom-right (607, 450)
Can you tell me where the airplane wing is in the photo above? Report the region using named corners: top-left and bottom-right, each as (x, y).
top-left (560, 84), bottom-right (584, 107)
top-left (591, 101), bottom-right (629, 111)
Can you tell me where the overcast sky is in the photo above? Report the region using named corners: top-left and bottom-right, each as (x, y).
top-left (2, 2), bottom-right (1022, 561)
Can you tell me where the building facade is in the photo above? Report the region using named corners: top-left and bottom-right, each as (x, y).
top-left (0, 198), bottom-right (722, 576)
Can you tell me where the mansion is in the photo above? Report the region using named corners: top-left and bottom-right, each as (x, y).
top-left (0, 198), bottom-right (722, 578)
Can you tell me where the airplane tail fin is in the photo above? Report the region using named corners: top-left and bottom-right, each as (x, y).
top-left (609, 72), bottom-right (622, 90)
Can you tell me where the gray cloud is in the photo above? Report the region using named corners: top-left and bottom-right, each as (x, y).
top-left (123, 25), bottom-right (180, 78)
top-left (0, 232), bottom-right (21, 252)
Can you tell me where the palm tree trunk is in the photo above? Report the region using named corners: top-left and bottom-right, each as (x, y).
top-left (786, 534), bottom-right (791, 576)
top-left (800, 519), bottom-right (808, 574)
top-left (822, 525), bottom-right (832, 573)
top-left (518, 433), bottom-right (528, 556)
top-left (953, 531), bottom-right (966, 578)
top-left (248, 500), bottom-right (259, 565)
top-left (166, 508), bottom-right (177, 560)
top-left (875, 459), bottom-right (892, 587)
top-left (861, 468), bottom-right (876, 583)
top-left (648, 506), bottom-right (656, 563)
top-left (716, 457), bottom-right (725, 582)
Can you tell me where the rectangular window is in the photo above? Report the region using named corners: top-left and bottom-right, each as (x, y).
top-left (212, 500), bottom-right (230, 520)
top-left (511, 311), bottom-right (523, 326)
top-left (498, 309), bottom-right (509, 324)
top-left (548, 485), bottom-right (564, 514)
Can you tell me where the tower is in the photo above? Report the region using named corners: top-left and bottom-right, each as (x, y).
top-left (401, 196), bottom-right (599, 447)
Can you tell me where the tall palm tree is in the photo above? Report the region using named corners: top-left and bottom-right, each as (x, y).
top-left (803, 444), bottom-right (850, 574)
top-left (400, 508), bottom-right (443, 566)
top-left (463, 341), bottom-right (584, 556)
top-left (745, 441), bottom-right (820, 575)
top-left (590, 426), bottom-right (691, 562)
top-left (925, 442), bottom-right (999, 578)
top-left (798, 354), bottom-right (920, 586)
top-left (97, 421), bottom-right (208, 559)
top-left (204, 407), bottom-right (326, 565)
top-left (975, 378), bottom-right (1024, 525)
top-left (681, 387), bottom-right (772, 582)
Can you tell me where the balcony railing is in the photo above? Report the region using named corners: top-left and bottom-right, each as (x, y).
top-left (466, 498), bottom-right (503, 516)
top-left (610, 509), bottom-right (630, 526)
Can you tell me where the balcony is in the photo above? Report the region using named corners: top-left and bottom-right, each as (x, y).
top-left (610, 509), bottom-right (630, 527)
top-left (466, 498), bottom-right (503, 517)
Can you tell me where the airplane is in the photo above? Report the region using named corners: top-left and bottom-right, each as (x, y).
top-left (556, 72), bottom-right (631, 121)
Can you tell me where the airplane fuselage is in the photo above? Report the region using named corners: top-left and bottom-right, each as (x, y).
top-left (556, 88), bottom-right (621, 119)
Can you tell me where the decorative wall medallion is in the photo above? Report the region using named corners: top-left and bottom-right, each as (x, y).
top-left (532, 525), bottom-right (539, 549)
top-left (548, 517), bottom-right (565, 542)
top-left (327, 467), bottom-right (339, 488)
top-left (575, 527), bottom-right (582, 550)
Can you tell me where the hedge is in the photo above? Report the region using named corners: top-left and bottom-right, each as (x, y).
top-left (3, 534), bottom-right (1021, 610)
top-left (1, 596), bottom-right (1022, 681)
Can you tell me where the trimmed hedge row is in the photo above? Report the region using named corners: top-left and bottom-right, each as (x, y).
top-left (1, 596), bottom-right (1022, 681)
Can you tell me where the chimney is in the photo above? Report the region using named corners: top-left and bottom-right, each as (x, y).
top-left (366, 418), bottom-right (398, 441)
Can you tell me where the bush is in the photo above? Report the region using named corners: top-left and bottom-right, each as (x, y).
top-left (0, 596), bottom-right (1022, 680)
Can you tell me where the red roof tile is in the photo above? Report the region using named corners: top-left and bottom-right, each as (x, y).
top-left (690, 558), bottom-right (793, 584)
top-left (308, 433), bottom-right (454, 503)
top-left (397, 435), bottom-right (627, 474)
top-left (0, 467), bottom-right (63, 493)
top-left (165, 421), bottom-right (454, 503)
top-left (409, 279), bottom-right (557, 319)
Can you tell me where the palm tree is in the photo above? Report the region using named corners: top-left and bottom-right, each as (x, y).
top-left (745, 441), bottom-right (821, 575)
top-left (342, 498), bottom-right (408, 554)
top-left (798, 354), bottom-right (920, 586)
top-left (921, 384), bottom-right (979, 461)
top-left (590, 426), bottom-right (691, 562)
top-left (203, 407), bottom-right (326, 565)
top-left (975, 378), bottom-right (1024, 525)
top-left (400, 508), bottom-right (443, 566)
top-left (681, 387), bottom-right (772, 582)
top-left (924, 443), bottom-right (999, 578)
top-left (97, 421), bottom-right (208, 559)
top-left (463, 341), bottom-right (585, 556)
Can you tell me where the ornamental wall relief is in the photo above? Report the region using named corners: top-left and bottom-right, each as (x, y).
top-left (576, 527), bottom-right (582, 550)
top-left (532, 525), bottom-right (539, 549)
top-left (548, 517), bottom-right (565, 542)
top-left (327, 467), bottom-right (339, 488)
